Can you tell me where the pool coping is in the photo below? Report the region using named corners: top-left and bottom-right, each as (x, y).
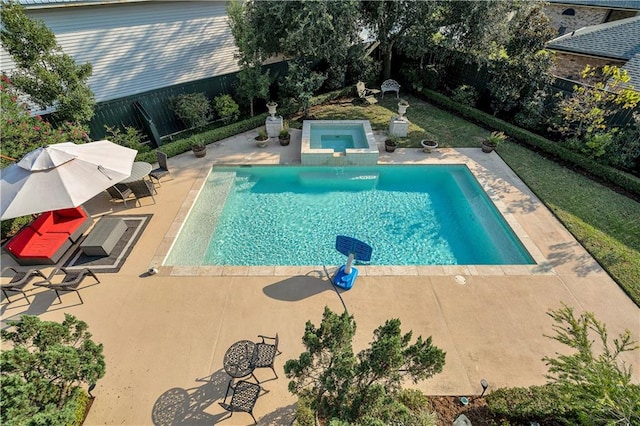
top-left (151, 145), bottom-right (554, 278)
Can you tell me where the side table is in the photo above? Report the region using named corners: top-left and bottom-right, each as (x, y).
top-left (80, 217), bottom-right (127, 256)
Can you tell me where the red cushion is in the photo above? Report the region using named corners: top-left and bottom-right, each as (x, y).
top-left (54, 207), bottom-right (87, 220)
top-left (5, 207), bottom-right (90, 259)
top-left (5, 227), bottom-right (38, 254)
top-left (15, 233), bottom-right (69, 258)
top-left (30, 211), bottom-right (54, 233)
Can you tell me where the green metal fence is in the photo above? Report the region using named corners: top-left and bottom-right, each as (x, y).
top-left (87, 61), bottom-right (288, 144)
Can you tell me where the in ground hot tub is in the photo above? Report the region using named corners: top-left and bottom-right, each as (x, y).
top-left (301, 120), bottom-right (379, 165)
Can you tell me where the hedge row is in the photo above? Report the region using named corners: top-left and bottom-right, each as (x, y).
top-left (486, 384), bottom-right (580, 424)
top-left (135, 113), bottom-right (269, 163)
top-left (421, 89), bottom-right (640, 197)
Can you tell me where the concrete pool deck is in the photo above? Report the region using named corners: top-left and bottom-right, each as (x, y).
top-left (1, 128), bottom-right (638, 426)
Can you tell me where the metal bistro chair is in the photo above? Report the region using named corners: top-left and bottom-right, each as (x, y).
top-left (219, 379), bottom-right (262, 425)
top-left (1, 266), bottom-right (47, 304)
top-left (149, 151), bottom-right (173, 186)
top-left (127, 179), bottom-right (156, 206)
top-left (250, 333), bottom-right (281, 383)
top-left (106, 183), bottom-right (135, 208)
top-left (34, 268), bottom-right (100, 304)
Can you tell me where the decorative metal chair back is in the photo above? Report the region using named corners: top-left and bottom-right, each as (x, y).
top-left (251, 333), bottom-right (281, 383)
top-left (218, 379), bottom-right (261, 424)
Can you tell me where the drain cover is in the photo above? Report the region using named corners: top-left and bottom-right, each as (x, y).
top-left (454, 275), bottom-right (467, 285)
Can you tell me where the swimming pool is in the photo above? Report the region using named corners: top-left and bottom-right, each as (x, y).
top-left (164, 165), bottom-right (534, 266)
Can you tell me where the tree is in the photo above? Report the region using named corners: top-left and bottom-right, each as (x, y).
top-left (0, 74), bottom-right (89, 167)
top-left (227, 0), bottom-right (270, 117)
top-left (281, 59), bottom-right (326, 118)
top-left (372, 1), bottom-right (520, 80)
top-left (486, 3), bottom-right (555, 115)
top-left (361, 1), bottom-right (441, 80)
top-left (1, 1), bottom-right (95, 123)
top-left (248, 0), bottom-right (361, 89)
top-left (543, 304), bottom-right (639, 425)
top-left (1, 314), bottom-right (106, 425)
top-left (284, 307), bottom-right (446, 424)
top-left (551, 65), bottom-right (640, 157)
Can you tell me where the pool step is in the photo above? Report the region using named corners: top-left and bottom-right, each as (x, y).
top-left (165, 171), bottom-right (236, 265)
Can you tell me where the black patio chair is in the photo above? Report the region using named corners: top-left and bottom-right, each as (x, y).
top-left (250, 333), bottom-right (281, 383)
top-left (218, 379), bottom-right (261, 425)
top-left (106, 183), bottom-right (135, 208)
top-left (1, 266), bottom-right (47, 304)
top-left (33, 268), bottom-right (100, 304)
top-left (127, 179), bottom-right (156, 206)
top-left (149, 151), bottom-right (173, 186)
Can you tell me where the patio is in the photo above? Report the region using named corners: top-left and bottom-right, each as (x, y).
top-left (1, 128), bottom-right (638, 425)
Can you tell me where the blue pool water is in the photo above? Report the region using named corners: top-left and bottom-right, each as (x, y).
top-left (165, 165), bottom-right (534, 266)
top-left (310, 124), bottom-right (368, 151)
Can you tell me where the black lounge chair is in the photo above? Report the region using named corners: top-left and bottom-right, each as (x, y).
top-left (250, 333), bottom-right (281, 383)
top-left (149, 151), bottom-right (173, 186)
top-left (218, 379), bottom-right (261, 425)
top-left (127, 179), bottom-right (156, 206)
top-left (106, 183), bottom-right (134, 208)
top-left (34, 268), bottom-right (100, 304)
top-left (1, 266), bottom-right (47, 304)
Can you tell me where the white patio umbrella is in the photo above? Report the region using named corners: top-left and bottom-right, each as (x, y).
top-left (1, 140), bottom-right (137, 220)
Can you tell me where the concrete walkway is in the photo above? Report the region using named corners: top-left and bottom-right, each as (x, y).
top-left (2, 129), bottom-right (638, 426)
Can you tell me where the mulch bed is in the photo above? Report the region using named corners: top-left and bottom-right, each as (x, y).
top-left (429, 395), bottom-right (495, 425)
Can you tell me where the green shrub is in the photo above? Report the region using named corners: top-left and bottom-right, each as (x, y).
top-left (1, 215), bottom-right (32, 240)
top-left (171, 93), bottom-right (211, 129)
top-left (104, 125), bottom-right (150, 153)
top-left (213, 94), bottom-right (240, 124)
top-left (421, 88), bottom-right (640, 197)
top-left (135, 114), bottom-right (268, 163)
top-left (295, 393), bottom-right (316, 426)
top-left (70, 388), bottom-right (91, 426)
top-left (450, 85), bottom-right (479, 107)
top-left (487, 384), bottom-right (580, 424)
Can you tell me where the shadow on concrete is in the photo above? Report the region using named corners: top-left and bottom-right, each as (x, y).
top-left (1, 291), bottom-right (59, 327)
top-left (152, 370), bottom-right (229, 426)
top-left (263, 273), bottom-right (338, 302)
top-left (256, 403), bottom-right (297, 425)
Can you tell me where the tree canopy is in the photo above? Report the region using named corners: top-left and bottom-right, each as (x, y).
top-left (1, 314), bottom-right (106, 425)
top-left (285, 306), bottom-right (446, 423)
top-left (1, 1), bottom-right (95, 123)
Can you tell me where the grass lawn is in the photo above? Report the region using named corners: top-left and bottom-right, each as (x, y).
top-left (310, 95), bottom-right (640, 306)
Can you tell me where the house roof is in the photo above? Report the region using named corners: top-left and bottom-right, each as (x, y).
top-left (548, 16), bottom-right (640, 90)
top-left (547, 16), bottom-right (640, 61)
top-left (17, 0), bottom-right (148, 8)
top-left (546, 0), bottom-right (640, 10)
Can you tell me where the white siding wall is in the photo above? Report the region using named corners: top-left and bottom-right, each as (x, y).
top-left (0, 1), bottom-right (240, 102)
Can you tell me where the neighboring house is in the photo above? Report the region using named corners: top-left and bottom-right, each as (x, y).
top-left (0, 0), bottom-right (245, 139)
top-left (545, 0), bottom-right (640, 36)
top-left (546, 16), bottom-right (640, 90)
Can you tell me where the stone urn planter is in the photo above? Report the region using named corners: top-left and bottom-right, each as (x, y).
top-left (397, 100), bottom-right (410, 120)
top-left (267, 102), bottom-right (278, 119)
top-left (421, 139), bottom-right (438, 153)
